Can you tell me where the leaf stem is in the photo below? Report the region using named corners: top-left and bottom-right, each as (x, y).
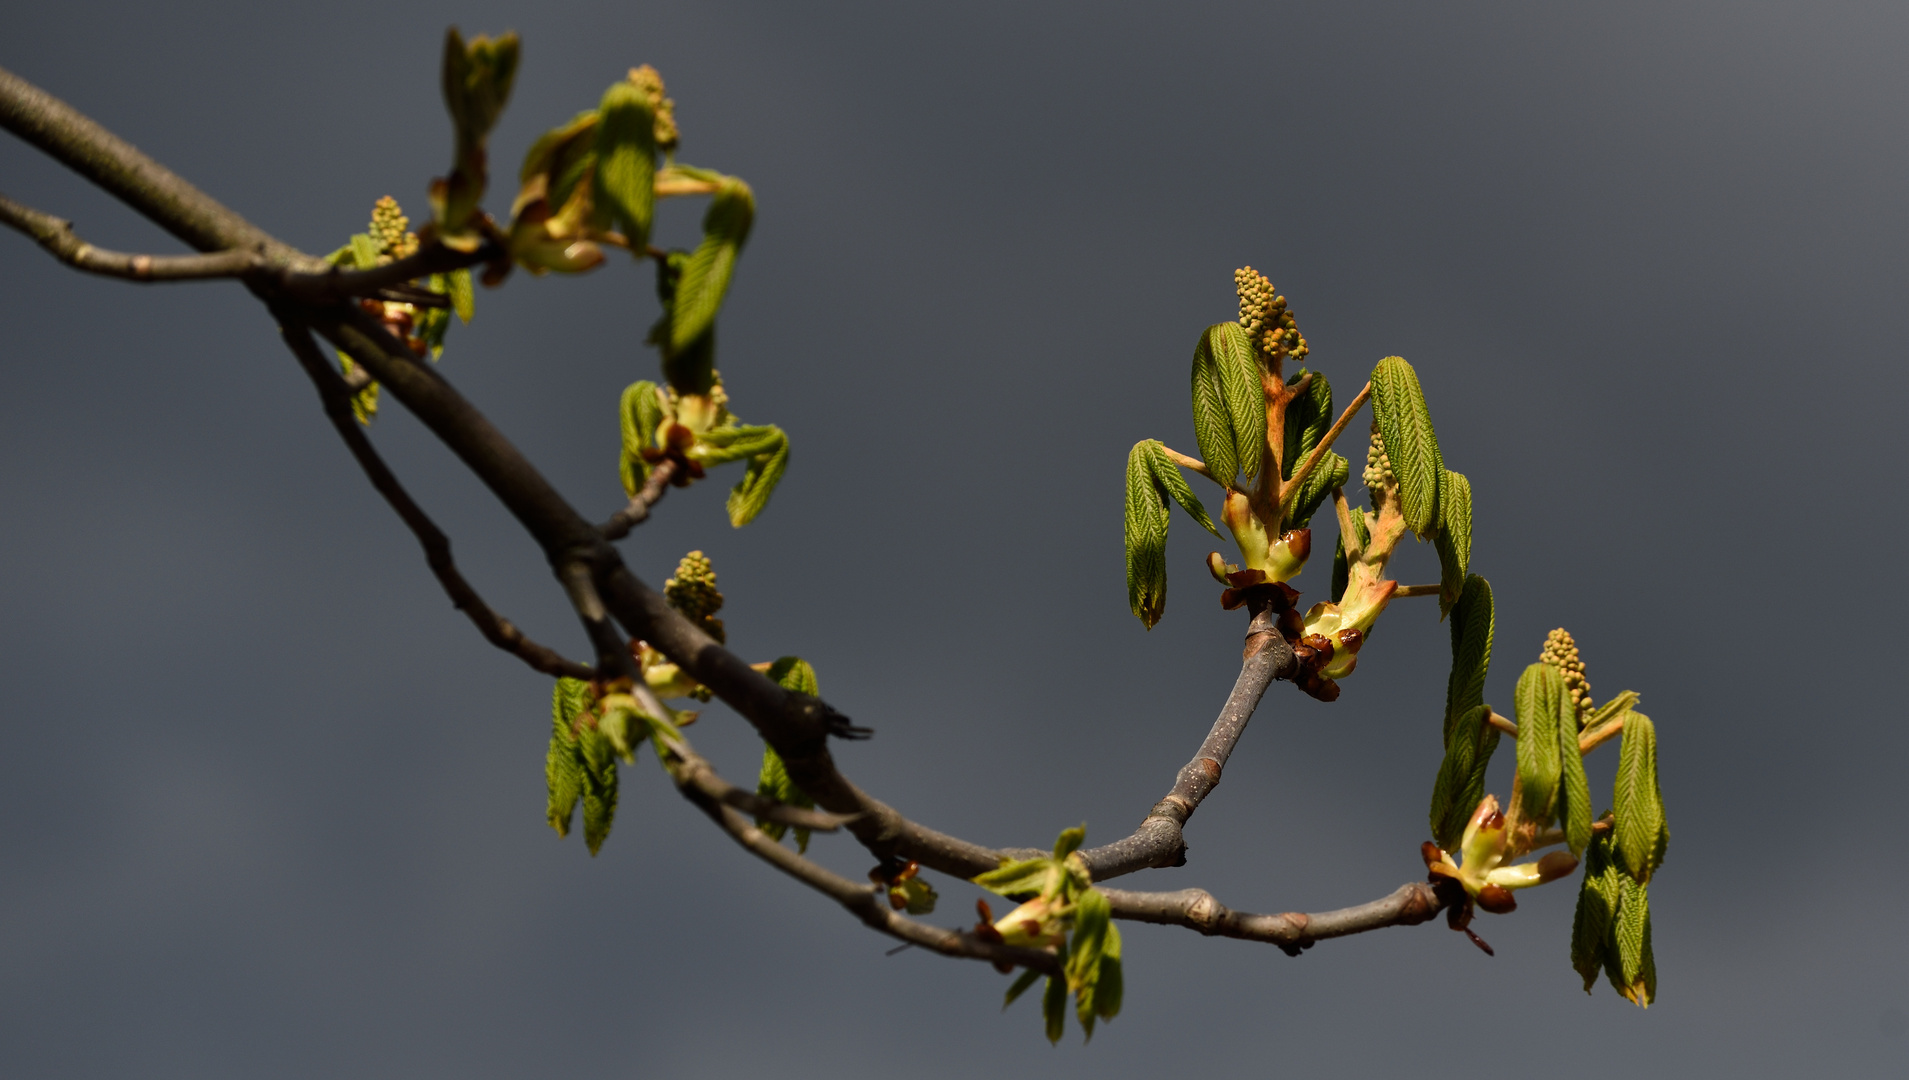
top-left (1578, 714), bottom-right (1625, 755)
top-left (1158, 444), bottom-right (1246, 495)
top-left (1486, 709), bottom-right (1520, 738)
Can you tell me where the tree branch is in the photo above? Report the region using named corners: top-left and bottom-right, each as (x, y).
top-left (275, 313), bottom-right (595, 681)
top-left (599, 458), bottom-right (679, 540)
top-left (0, 191), bottom-right (260, 280)
top-left (273, 241), bottom-right (502, 305)
top-left (1077, 607), bottom-right (1296, 878)
top-left (1098, 881), bottom-right (1447, 956)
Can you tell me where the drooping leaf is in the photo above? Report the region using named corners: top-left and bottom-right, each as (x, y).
top-left (1513, 662), bottom-right (1564, 824)
top-left (1557, 688), bottom-right (1593, 855)
top-left (592, 78), bottom-right (658, 252)
top-left (447, 267), bottom-right (475, 323)
top-left (545, 677), bottom-right (590, 837)
top-left (1571, 828), bottom-right (1622, 992)
top-left (1068, 888), bottom-right (1113, 1038)
top-left (1125, 440), bottom-right (1170, 628)
top-left (1141, 440), bottom-right (1220, 536)
top-left (1208, 322), bottom-right (1265, 482)
top-left (1608, 874), bottom-right (1656, 1007)
top-left (577, 714), bottom-right (620, 855)
top-left (1281, 368), bottom-right (1334, 480)
top-left (1042, 974), bottom-right (1067, 1045)
top-left (1434, 468), bottom-right (1473, 619)
top-left (757, 657), bottom-right (820, 850)
top-left (1094, 924), bottom-right (1123, 1022)
top-left (1286, 451), bottom-right (1348, 531)
top-left (726, 427), bottom-right (789, 527)
top-left (1443, 574), bottom-right (1494, 749)
top-left (1368, 355), bottom-right (1444, 537)
top-left (1189, 325), bottom-right (1239, 488)
top-left (698, 423), bottom-right (785, 465)
top-left (1430, 703), bottom-right (1498, 850)
top-left (669, 172), bottom-right (755, 352)
top-left (1003, 968), bottom-right (1042, 1008)
top-left (1613, 711), bottom-right (1668, 884)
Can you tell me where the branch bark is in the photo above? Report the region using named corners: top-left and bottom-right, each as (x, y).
top-left (0, 191), bottom-right (258, 280)
top-left (1099, 881), bottom-right (1447, 956)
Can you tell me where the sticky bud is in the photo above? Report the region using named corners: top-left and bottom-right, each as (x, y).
top-left (1536, 851), bottom-right (1579, 883)
top-left (1476, 883), bottom-right (1517, 914)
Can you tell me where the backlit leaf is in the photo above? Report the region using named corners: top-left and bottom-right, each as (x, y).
top-left (1209, 322), bottom-right (1265, 481)
top-left (1434, 468), bottom-right (1472, 619)
top-left (1613, 711), bottom-right (1668, 884)
top-left (1125, 440), bottom-right (1169, 627)
top-left (1189, 325), bottom-right (1239, 487)
top-left (1443, 574), bottom-right (1494, 749)
top-left (1513, 662), bottom-right (1564, 824)
top-left (669, 172), bottom-right (755, 352)
top-left (1369, 355), bottom-right (1444, 536)
top-left (1141, 440), bottom-right (1220, 536)
top-left (1571, 829), bottom-right (1621, 992)
top-left (593, 79), bottom-right (657, 252)
top-left (725, 427), bottom-right (788, 527)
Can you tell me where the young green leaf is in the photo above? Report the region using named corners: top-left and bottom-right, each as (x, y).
top-left (349, 233), bottom-right (380, 270)
top-left (1429, 703), bottom-right (1498, 850)
top-left (725, 427), bottom-right (788, 527)
top-left (1443, 574), bottom-right (1494, 749)
top-left (447, 267), bottom-right (475, 323)
top-left (1281, 368), bottom-right (1334, 478)
top-left (1557, 690), bottom-right (1593, 855)
top-left (1138, 440), bottom-right (1219, 536)
top-left (1613, 711), bottom-right (1668, 883)
top-left (1068, 888), bottom-right (1113, 1039)
top-left (545, 677), bottom-right (590, 837)
top-left (1286, 451), bottom-right (1348, 530)
top-left (972, 858), bottom-right (1056, 899)
top-left (618, 380), bottom-right (663, 496)
top-left (697, 424), bottom-right (785, 465)
top-left (669, 174), bottom-right (755, 353)
top-left (1434, 468), bottom-right (1472, 619)
top-left (1331, 504), bottom-right (1370, 604)
top-left (1209, 322), bottom-right (1265, 481)
top-left (1125, 441), bottom-right (1170, 628)
top-left (1053, 825), bottom-right (1087, 861)
top-left (577, 718), bottom-right (620, 855)
top-left (1608, 874), bottom-right (1656, 1007)
top-left (1002, 968), bottom-right (1042, 1009)
top-left (1513, 662), bottom-right (1564, 823)
top-left (757, 657), bottom-right (820, 850)
top-left (1042, 974), bottom-right (1067, 1045)
top-left (1368, 356), bottom-right (1444, 536)
top-left (1189, 325), bottom-right (1240, 488)
top-left (592, 78), bottom-right (658, 252)
top-left (1093, 924), bottom-right (1123, 1022)
top-left (1571, 829), bottom-right (1622, 992)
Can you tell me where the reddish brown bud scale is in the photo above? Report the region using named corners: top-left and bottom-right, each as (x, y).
top-left (1280, 529), bottom-right (1312, 562)
top-left (1421, 841), bottom-right (1444, 869)
top-left (1477, 884), bottom-right (1517, 914)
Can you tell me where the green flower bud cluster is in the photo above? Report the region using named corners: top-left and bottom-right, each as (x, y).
top-left (1362, 421), bottom-right (1395, 493)
top-left (1233, 266), bottom-right (1309, 361)
top-left (1542, 627), bottom-right (1592, 719)
top-left (664, 550), bottom-right (726, 643)
top-left (368, 196), bottom-right (420, 259)
top-left (627, 64), bottom-right (680, 153)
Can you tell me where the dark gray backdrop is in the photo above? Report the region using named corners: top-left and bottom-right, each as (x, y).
top-left (3, 2), bottom-right (1903, 1076)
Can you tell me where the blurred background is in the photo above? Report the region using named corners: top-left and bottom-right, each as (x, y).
top-left (2, 2), bottom-right (1904, 1076)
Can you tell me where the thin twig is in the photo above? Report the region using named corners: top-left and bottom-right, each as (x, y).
top-left (1486, 710), bottom-right (1520, 738)
top-left (275, 314), bottom-right (595, 681)
top-left (1278, 381), bottom-right (1372, 520)
top-left (1578, 715), bottom-right (1624, 754)
top-left (0, 191), bottom-right (259, 280)
top-left (1393, 583), bottom-right (1442, 598)
top-left (1098, 881), bottom-right (1447, 956)
top-left (599, 458), bottom-right (679, 540)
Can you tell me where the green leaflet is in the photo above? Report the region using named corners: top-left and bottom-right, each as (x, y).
top-left (1003, 968), bottom-right (1042, 1009)
top-left (725, 427), bottom-right (788, 527)
top-left (618, 380), bottom-right (663, 496)
top-left (1094, 923), bottom-right (1124, 1022)
top-left (348, 233), bottom-right (380, 270)
top-left (1043, 973), bottom-right (1068, 1045)
top-left (578, 718), bottom-right (620, 855)
top-left (1571, 829), bottom-right (1622, 993)
top-left (1514, 662), bottom-right (1564, 823)
top-left (1068, 888), bottom-right (1120, 1040)
top-left (1189, 325), bottom-right (1240, 488)
top-left (1331, 505), bottom-right (1370, 604)
top-left (1053, 825), bottom-right (1087, 861)
top-left (669, 172), bottom-right (756, 353)
top-left (520, 110), bottom-right (598, 184)
top-left (698, 423), bottom-right (785, 465)
top-left (1557, 688), bottom-right (1593, 855)
top-left (1369, 356), bottom-right (1444, 537)
top-left (337, 353), bottom-right (380, 425)
top-left (1607, 874), bottom-right (1656, 1007)
top-left (1429, 703), bottom-right (1500, 850)
top-left (1443, 575), bottom-right (1494, 749)
top-left (1613, 711), bottom-right (1669, 884)
top-left (1210, 322), bottom-right (1265, 482)
top-left (416, 274), bottom-right (451, 360)
top-left (448, 267), bottom-right (475, 324)
top-left (972, 857), bottom-right (1055, 899)
top-left (592, 79), bottom-right (658, 252)
top-left (440, 29), bottom-right (518, 144)
top-left (1282, 368), bottom-right (1334, 480)
top-left (1287, 451), bottom-right (1348, 530)
top-left (1434, 469), bottom-right (1473, 619)
top-left (1140, 440), bottom-right (1220, 536)
top-left (545, 677), bottom-right (590, 837)
top-left (1125, 441), bottom-right (1170, 628)
top-left (757, 657), bottom-right (819, 850)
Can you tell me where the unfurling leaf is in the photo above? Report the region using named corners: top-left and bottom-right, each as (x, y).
top-left (1207, 321), bottom-right (1264, 482)
top-left (448, 267), bottom-right (475, 323)
top-left (1282, 368), bottom-right (1334, 479)
top-left (545, 677), bottom-right (591, 836)
top-left (1434, 468), bottom-right (1472, 619)
top-left (1443, 574), bottom-right (1494, 748)
top-left (1513, 662), bottom-right (1564, 823)
top-left (1286, 451), bottom-right (1348, 531)
top-left (1557, 689), bottom-right (1593, 855)
top-left (669, 170), bottom-right (755, 352)
top-left (1571, 828), bottom-right (1622, 992)
top-left (577, 710), bottom-right (620, 855)
top-left (348, 233), bottom-right (380, 270)
top-left (1608, 873), bottom-right (1656, 1007)
top-left (1003, 968), bottom-right (1042, 1009)
top-left (1369, 355), bottom-right (1444, 536)
top-left (1189, 325), bottom-right (1240, 488)
top-left (593, 77), bottom-right (659, 252)
top-left (618, 380), bottom-right (664, 496)
top-left (1429, 703), bottom-right (1500, 851)
top-left (1042, 973), bottom-right (1067, 1045)
top-left (724, 426), bottom-right (787, 527)
top-left (1613, 711), bottom-right (1668, 884)
top-left (1140, 440), bottom-right (1220, 536)
top-left (1125, 441), bottom-right (1170, 627)
top-left (1067, 888), bottom-right (1116, 1039)
top-left (757, 657), bottom-right (819, 850)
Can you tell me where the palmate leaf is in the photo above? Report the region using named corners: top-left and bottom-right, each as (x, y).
top-left (1513, 662), bottom-right (1564, 823)
top-left (1443, 574), bottom-right (1494, 749)
top-left (1189, 325), bottom-right (1240, 488)
top-left (1369, 356), bottom-right (1444, 537)
top-left (725, 427), bottom-right (788, 527)
top-left (669, 170), bottom-right (755, 352)
top-left (592, 79), bottom-right (658, 252)
top-left (1434, 468), bottom-right (1473, 619)
top-left (1124, 441), bottom-right (1170, 628)
top-left (1208, 321), bottom-right (1265, 482)
top-left (1614, 711), bottom-right (1668, 883)
top-left (545, 677), bottom-right (591, 837)
top-left (1140, 440), bottom-right (1220, 536)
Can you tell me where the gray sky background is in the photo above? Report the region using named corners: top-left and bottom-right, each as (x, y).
top-left (3, 2), bottom-right (1905, 1076)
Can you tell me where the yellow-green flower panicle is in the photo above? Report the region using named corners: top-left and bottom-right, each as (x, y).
top-left (1233, 266), bottom-right (1308, 364)
top-left (1542, 628), bottom-right (1592, 721)
top-left (664, 549), bottom-right (726, 644)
